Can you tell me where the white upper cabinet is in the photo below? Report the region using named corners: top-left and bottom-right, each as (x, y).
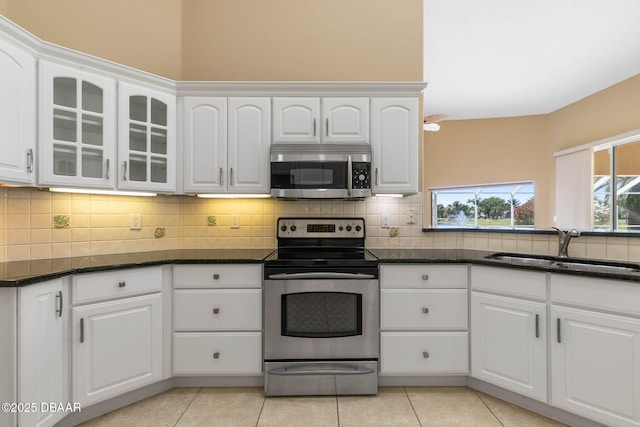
top-left (273, 97), bottom-right (368, 144)
top-left (118, 82), bottom-right (176, 192)
top-left (0, 37), bottom-right (36, 185)
top-left (273, 97), bottom-right (320, 143)
top-left (371, 97), bottom-right (419, 194)
top-left (321, 98), bottom-right (369, 143)
top-left (39, 60), bottom-right (117, 189)
top-left (182, 97), bottom-right (227, 192)
top-left (227, 97), bottom-right (271, 193)
top-left (182, 97), bottom-right (270, 194)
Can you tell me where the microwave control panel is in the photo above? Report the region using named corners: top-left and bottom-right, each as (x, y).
top-left (352, 162), bottom-right (371, 189)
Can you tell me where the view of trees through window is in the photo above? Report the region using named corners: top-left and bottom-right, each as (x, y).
top-left (593, 139), bottom-right (640, 231)
top-left (431, 182), bottom-right (535, 229)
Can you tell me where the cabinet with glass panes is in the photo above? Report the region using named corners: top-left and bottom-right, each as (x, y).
top-left (118, 82), bottom-right (176, 192)
top-left (39, 60), bottom-right (116, 188)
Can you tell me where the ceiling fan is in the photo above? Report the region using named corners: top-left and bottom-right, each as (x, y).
top-left (423, 114), bottom-right (448, 131)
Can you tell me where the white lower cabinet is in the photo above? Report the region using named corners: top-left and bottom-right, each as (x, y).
top-left (471, 292), bottom-right (547, 401)
top-left (18, 278), bottom-right (69, 427)
top-left (173, 264), bottom-right (262, 375)
top-left (71, 267), bottom-right (163, 407)
top-left (380, 264), bottom-right (468, 375)
top-left (470, 266), bottom-right (548, 402)
top-left (551, 274), bottom-right (640, 427)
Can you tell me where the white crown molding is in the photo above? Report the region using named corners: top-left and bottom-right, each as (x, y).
top-left (176, 81), bottom-right (428, 97)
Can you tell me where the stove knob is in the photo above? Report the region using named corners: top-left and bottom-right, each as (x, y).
top-left (356, 225), bottom-right (362, 232)
top-left (280, 225), bottom-right (287, 232)
top-left (290, 225), bottom-right (297, 232)
top-left (339, 225), bottom-right (344, 231)
top-left (346, 225), bottom-right (352, 232)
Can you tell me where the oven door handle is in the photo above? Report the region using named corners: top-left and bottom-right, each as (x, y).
top-left (267, 272), bottom-right (376, 280)
top-left (269, 366), bottom-right (375, 376)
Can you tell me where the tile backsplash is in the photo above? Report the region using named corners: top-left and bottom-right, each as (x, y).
top-left (1, 187), bottom-right (639, 263)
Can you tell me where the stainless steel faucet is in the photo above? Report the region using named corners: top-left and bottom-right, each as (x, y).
top-left (552, 227), bottom-right (580, 258)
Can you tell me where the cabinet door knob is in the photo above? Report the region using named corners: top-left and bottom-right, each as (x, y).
top-left (422, 274), bottom-right (429, 280)
top-left (213, 308), bottom-right (220, 315)
top-left (213, 274), bottom-right (220, 280)
top-left (118, 281), bottom-right (126, 288)
top-left (422, 351), bottom-right (429, 359)
top-left (213, 352), bottom-right (220, 359)
top-left (422, 307), bottom-right (429, 314)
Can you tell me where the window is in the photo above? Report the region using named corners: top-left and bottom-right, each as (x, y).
top-left (593, 138), bottom-right (640, 232)
top-left (431, 182), bottom-right (535, 229)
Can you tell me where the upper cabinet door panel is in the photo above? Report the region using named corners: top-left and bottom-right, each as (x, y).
top-left (371, 97), bottom-right (418, 194)
top-left (322, 98), bottom-right (369, 143)
top-left (183, 97), bottom-right (227, 193)
top-left (39, 60), bottom-right (117, 189)
top-left (118, 82), bottom-right (176, 192)
top-left (272, 97), bottom-right (320, 143)
top-left (0, 38), bottom-right (36, 185)
top-left (228, 97), bottom-right (271, 193)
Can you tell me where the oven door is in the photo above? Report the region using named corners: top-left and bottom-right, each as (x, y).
top-left (264, 275), bottom-right (379, 360)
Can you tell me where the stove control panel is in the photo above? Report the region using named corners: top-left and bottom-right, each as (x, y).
top-left (277, 217), bottom-right (365, 238)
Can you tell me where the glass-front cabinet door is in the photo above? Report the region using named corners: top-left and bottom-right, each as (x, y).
top-left (39, 61), bottom-right (116, 188)
top-left (118, 82), bottom-right (175, 192)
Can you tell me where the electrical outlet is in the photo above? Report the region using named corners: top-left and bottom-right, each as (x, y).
top-left (407, 209), bottom-right (416, 224)
top-left (381, 214), bottom-right (390, 228)
top-left (130, 213), bottom-right (142, 230)
top-left (231, 214), bottom-right (240, 229)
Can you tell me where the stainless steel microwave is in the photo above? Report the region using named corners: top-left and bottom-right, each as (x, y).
top-left (270, 143), bottom-right (372, 199)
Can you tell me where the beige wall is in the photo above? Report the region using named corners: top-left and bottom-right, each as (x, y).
top-left (181, 0), bottom-right (423, 81)
top-left (5, 0), bottom-right (183, 80)
top-left (423, 73), bottom-right (640, 229)
top-left (424, 115), bottom-right (552, 227)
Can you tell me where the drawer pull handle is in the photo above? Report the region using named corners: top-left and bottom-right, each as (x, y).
top-left (422, 307), bottom-right (429, 314)
top-left (213, 274), bottom-right (220, 280)
top-left (118, 281), bottom-right (126, 288)
top-left (423, 351), bottom-right (429, 358)
top-left (213, 352), bottom-right (220, 359)
top-left (213, 308), bottom-right (220, 315)
top-left (422, 274), bottom-right (429, 280)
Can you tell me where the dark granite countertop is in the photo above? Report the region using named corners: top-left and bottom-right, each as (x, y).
top-left (3, 248), bottom-right (640, 286)
top-left (0, 249), bottom-right (274, 287)
top-left (370, 248), bottom-right (640, 283)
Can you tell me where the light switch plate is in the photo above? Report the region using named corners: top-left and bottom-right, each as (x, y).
top-left (130, 213), bottom-right (142, 230)
top-left (231, 214), bottom-right (240, 229)
top-left (381, 214), bottom-right (390, 228)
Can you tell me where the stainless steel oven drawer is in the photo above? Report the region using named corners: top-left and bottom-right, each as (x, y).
top-left (264, 361), bottom-right (378, 396)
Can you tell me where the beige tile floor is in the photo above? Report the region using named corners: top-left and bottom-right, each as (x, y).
top-left (77, 386), bottom-right (567, 427)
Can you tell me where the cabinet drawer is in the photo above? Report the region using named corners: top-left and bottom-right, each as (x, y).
top-left (471, 266), bottom-right (546, 300)
top-left (551, 274), bottom-right (640, 317)
top-left (381, 332), bottom-right (468, 374)
top-left (173, 264), bottom-right (262, 289)
top-left (173, 332), bottom-right (262, 375)
top-left (380, 264), bottom-right (467, 289)
top-left (174, 289), bottom-right (262, 331)
top-left (381, 289), bottom-right (468, 330)
top-left (72, 266), bottom-right (162, 304)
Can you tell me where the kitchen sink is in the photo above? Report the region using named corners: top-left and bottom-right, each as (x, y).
top-left (486, 253), bottom-right (640, 274)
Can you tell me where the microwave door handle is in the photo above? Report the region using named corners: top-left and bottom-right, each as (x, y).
top-left (347, 155), bottom-right (353, 197)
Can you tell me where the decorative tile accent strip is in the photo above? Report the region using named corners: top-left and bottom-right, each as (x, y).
top-left (53, 214), bottom-right (70, 228)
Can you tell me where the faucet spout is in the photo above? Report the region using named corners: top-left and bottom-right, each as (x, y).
top-left (552, 227), bottom-right (580, 258)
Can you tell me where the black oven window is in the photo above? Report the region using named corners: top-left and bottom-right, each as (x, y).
top-left (281, 292), bottom-right (362, 338)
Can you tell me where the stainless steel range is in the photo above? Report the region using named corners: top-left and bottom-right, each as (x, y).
top-left (263, 217), bottom-right (379, 396)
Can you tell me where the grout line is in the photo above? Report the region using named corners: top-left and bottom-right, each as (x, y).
top-left (255, 392), bottom-right (267, 427)
top-left (403, 386), bottom-right (424, 427)
top-left (173, 387), bottom-right (201, 427)
top-left (472, 389), bottom-right (505, 427)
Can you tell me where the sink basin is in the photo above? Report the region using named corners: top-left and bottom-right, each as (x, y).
top-left (486, 254), bottom-right (555, 267)
top-left (486, 253), bottom-right (640, 274)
